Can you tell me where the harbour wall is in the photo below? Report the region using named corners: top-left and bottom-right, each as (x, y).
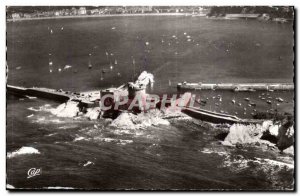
top-left (7, 85), bottom-right (71, 102)
top-left (177, 83), bottom-right (294, 91)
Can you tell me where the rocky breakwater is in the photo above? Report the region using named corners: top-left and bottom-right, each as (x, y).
top-left (211, 113), bottom-right (294, 155)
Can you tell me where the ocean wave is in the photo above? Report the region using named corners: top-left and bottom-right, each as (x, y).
top-left (222, 155), bottom-right (294, 173)
top-left (28, 104), bottom-right (53, 113)
top-left (200, 148), bottom-right (229, 156)
top-left (6, 184), bottom-right (15, 189)
top-left (73, 136), bottom-right (90, 142)
top-left (7, 147), bottom-right (40, 159)
top-left (45, 187), bottom-right (74, 189)
top-left (46, 133), bottom-right (58, 137)
top-left (27, 114), bottom-right (34, 118)
top-left (93, 137), bottom-right (133, 145)
top-left (27, 107), bottom-right (40, 112)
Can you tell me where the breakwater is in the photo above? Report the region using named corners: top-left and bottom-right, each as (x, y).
top-left (177, 82), bottom-right (294, 91)
top-left (7, 85), bottom-right (71, 102)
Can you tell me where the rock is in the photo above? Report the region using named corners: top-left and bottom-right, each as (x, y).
top-left (236, 142), bottom-right (243, 149)
top-left (85, 107), bottom-right (101, 120)
top-left (214, 128), bottom-right (230, 140)
top-left (51, 101), bottom-right (79, 118)
top-left (284, 146), bottom-right (294, 155)
top-left (277, 123), bottom-right (294, 152)
top-left (224, 123), bottom-right (263, 145)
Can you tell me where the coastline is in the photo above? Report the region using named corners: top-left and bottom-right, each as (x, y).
top-left (6, 13), bottom-right (292, 23)
top-left (6, 13), bottom-right (197, 22)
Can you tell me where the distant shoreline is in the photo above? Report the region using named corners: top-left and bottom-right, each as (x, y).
top-left (6, 13), bottom-right (293, 23)
top-left (6, 13), bottom-right (201, 22)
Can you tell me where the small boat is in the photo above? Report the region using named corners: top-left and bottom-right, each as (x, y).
top-left (248, 88), bottom-right (256, 92)
top-left (234, 87), bottom-right (256, 92)
top-left (276, 97), bottom-right (284, 102)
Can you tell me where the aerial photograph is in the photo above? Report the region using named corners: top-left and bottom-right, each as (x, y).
top-left (6, 6), bottom-right (294, 190)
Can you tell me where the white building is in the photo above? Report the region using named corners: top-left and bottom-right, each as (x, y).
top-left (78, 7), bottom-right (87, 15)
top-left (12, 13), bottom-right (20, 19)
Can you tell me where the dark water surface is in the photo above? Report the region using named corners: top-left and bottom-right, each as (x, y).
top-left (6, 16), bottom-right (294, 190)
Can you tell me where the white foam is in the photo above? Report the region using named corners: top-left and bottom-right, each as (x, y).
top-left (261, 158), bottom-right (294, 169)
top-left (201, 148), bottom-right (214, 154)
top-left (84, 107), bottom-right (100, 120)
top-left (83, 161), bottom-right (94, 167)
top-left (26, 95), bottom-right (37, 99)
top-left (95, 137), bottom-right (116, 142)
top-left (118, 139), bottom-right (133, 145)
top-left (220, 140), bottom-right (234, 146)
top-left (27, 114), bottom-right (34, 118)
top-left (28, 107), bottom-right (40, 112)
top-left (7, 147), bottom-right (40, 159)
top-left (46, 187), bottom-right (74, 189)
top-left (46, 133), bottom-right (58, 137)
top-left (269, 124), bottom-right (280, 136)
top-left (36, 117), bottom-right (46, 122)
top-left (74, 136), bottom-right (88, 141)
top-left (50, 119), bottom-right (63, 123)
top-left (6, 184), bottom-right (15, 189)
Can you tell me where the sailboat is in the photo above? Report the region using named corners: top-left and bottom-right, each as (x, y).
top-left (88, 53), bottom-right (92, 69)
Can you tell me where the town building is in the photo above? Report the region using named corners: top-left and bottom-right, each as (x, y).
top-left (78, 7), bottom-right (87, 15)
top-left (11, 13), bottom-right (20, 19)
